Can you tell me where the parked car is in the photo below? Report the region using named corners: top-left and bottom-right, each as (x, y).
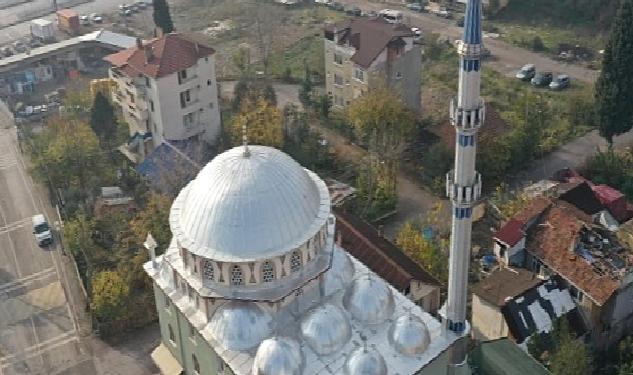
top-left (549, 74), bottom-right (570, 90)
top-left (120, 9), bottom-right (133, 16)
top-left (0, 47), bottom-right (13, 57)
top-left (329, 2), bottom-right (344, 11)
top-left (12, 41), bottom-right (27, 53)
top-left (434, 9), bottom-right (451, 18)
top-left (90, 13), bottom-right (103, 23)
top-left (531, 71), bottom-right (553, 87)
top-left (135, 1), bottom-right (147, 9)
top-left (515, 64), bottom-right (536, 81)
top-left (32, 214), bottom-right (53, 246)
top-left (407, 3), bottom-right (423, 12)
top-left (411, 27), bottom-right (422, 40)
top-left (345, 6), bottom-right (361, 16)
top-left (364, 10), bottom-right (377, 18)
top-left (79, 15), bottom-right (90, 25)
top-left (118, 3), bottom-right (128, 10)
top-left (314, 0), bottom-right (331, 5)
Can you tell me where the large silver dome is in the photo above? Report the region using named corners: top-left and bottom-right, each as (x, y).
top-left (321, 246), bottom-right (354, 295)
top-left (300, 303), bottom-right (351, 355)
top-left (208, 301), bottom-right (272, 351)
top-left (343, 274), bottom-right (395, 324)
top-left (252, 337), bottom-right (304, 375)
top-left (170, 145), bottom-right (331, 262)
top-left (389, 314), bottom-right (431, 356)
top-left (344, 346), bottom-right (388, 375)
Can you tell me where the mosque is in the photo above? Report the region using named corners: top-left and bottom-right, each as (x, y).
top-left (144, 0), bottom-right (484, 371)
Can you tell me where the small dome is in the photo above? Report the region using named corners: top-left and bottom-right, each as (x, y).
top-left (389, 314), bottom-right (431, 356)
top-left (252, 337), bottom-right (304, 375)
top-left (208, 301), bottom-right (272, 351)
top-left (321, 246), bottom-right (354, 295)
top-left (345, 346), bottom-right (388, 375)
top-left (300, 303), bottom-right (351, 355)
top-left (170, 145), bottom-right (330, 262)
top-left (343, 274), bottom-right (395, 324)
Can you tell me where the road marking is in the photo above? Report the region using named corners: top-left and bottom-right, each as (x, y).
top-left (0, 267), bottom-right (55, 294)
top-left (0, 330), bottom-right (77, 366)
top-left (0, 207), bottom-right (22, 279)
top-left (0, 217), bottom-right (30, 235)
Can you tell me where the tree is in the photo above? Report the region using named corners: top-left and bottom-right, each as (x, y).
top-left (595, 0), bottom-right (633, 145)
top-left (90, 92), bottom-right (117, 150)
top-left (251, 5), bottom-right (279, 75)
top-left (231, 97), bottom-right (283, 148)
top-left (550, 338), bottom-right (592, 375)
top-left (232, 46), bottom-right (251, 75)
top-left (152, 0), bottom-right (174, 34)
top-left (395, 222), bottom-right (447, 282)
top-left (129, 193), bottom-right (172, 254)
top-left (232, 79), bottom-right (277, 111)
top-left (90, 270), bottom-right (130, 322)
top-left (317, 95), bottom-right (331, 119)
top-left (299, 78), bottom-right (313, 109)
top-left (584, 149), bottom-right (633, 200)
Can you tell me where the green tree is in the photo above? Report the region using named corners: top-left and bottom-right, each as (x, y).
top-left (231, 97), bottom-right (284, 148)
top-left (550, 338), bottom-right (592, 375)
top-left (90, 92), bottom-right (117, 150)
top-left (152, 0), bottom-right (174, 34)
top-left (129, 193), bottom-right (172, 254)
top-left (395, 221), bottom-right (447, 282)
top-left (317, 95), bottom-right (331, 119)
top-left (232, 79), bottom-right (276, 111)
top-left (63, 213), bottom-right (95, 258)
top-left (90, 270), bottom-right (130, 322)
top-left (299, 78), bottom-right (313, 109)
top-left (595, 0), bottom-right (633, 145)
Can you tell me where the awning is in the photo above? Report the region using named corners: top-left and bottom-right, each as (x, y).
top-left (151, 343), bottom-right (183, 375)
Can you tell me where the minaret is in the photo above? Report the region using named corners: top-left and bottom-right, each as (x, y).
top-left (444, 0), bottom-right (484, 372)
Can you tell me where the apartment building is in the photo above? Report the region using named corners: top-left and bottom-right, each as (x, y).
top-left (104, 33), bottom-right (221, 158)
top-left (323, 17), bottom-right (422, 113)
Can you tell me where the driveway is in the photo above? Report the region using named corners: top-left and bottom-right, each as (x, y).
top-left (337, 0), bottom-right (599, 83)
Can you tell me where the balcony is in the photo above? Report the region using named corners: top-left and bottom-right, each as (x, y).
top-left (449, 97), bottom-right (485, 131)
top-left (446, 171), bottom-right (482, 206)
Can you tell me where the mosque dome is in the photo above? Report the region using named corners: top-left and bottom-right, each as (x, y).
top-left (344, 346), bottom-right (388, 375)
top-left (300, 303), bottom-right (351, 355)
top-left (208, 301), bottom-right (273, 351)
top-left (252, 337), bottom-right (304, 375)
top-left (321, 246), bottom-right (355, 295)
top-left (343, 274), bottom-right (395, 324)
top-left (169, 145), bottom-right (330, 262)
top-left (389, 314), bottom-right (431, 356)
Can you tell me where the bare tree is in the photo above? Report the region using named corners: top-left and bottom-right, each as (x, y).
top-left (251, 4), bottom-right (279, 76)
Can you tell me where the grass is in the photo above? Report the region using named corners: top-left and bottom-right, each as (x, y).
top-left (267, 34), bottom-right (325, 80)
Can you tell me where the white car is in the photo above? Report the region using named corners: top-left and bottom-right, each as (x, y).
top-left (32, 214), bottom-right (53, 246)
top-left (90, 13), bottom-right (103, 23)
top-left (411, 27), bottom-right (422, 39)
top-left (80, 15), bottom-right (90, 25)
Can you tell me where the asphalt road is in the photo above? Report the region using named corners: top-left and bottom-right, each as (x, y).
top-left (0, 108), bottom-right (96, 374)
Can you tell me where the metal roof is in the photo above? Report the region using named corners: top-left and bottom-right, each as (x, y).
top-left (170, 145), bottom-right (331, 262)
top-left (470, 338), bottom-right (550, 375)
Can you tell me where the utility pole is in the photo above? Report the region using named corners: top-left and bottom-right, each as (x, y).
top-left (443, 0), bottom-right (484, 373)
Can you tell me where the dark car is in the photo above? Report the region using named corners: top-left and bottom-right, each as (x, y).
top-left (406, 3), bottom-right (423, 12)
top-left (549, 74), bottom-right (570, 90)
top-left (346, 6), bottom-right (362, 16)
top-left (531, 71), bottom-right (553, 87)
top-left (329, 2), bottom-right (344, 11)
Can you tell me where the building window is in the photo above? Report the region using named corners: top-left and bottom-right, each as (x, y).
top-left (207, 79), bottom-right (212, 86)
top-left (205, 57), bottom-right (209, 62)
top-left (183, 112), bottom-right (195, 129)
top-left (178, 69), bottom-right (188, 84)
top-left (262, 261), bottom-right (275, 283)
top-left (231, 265), bottom-right (244, 285)
top-left (395, 71), bottom-right (403, 80)
top-left (180, 90), bottom-right (191, 108)
top-left (145, 76), bottom-right (151, 87)
top-left (334, 74), bottom-right (343, 86)
top-left (203, 260), bottom-right (214, 281)
top-left (334, 53), bottom-right (343, 65)
top-left (164, 294), bottom-right (170, 309)
top-left (290, 251), bottom-right (302, 273)
top-left (192, 354), bottom-right (200, 374)
top-left (150, 100), bottom-right (154, 112)
top-left (209, 102), bottom-right (214, 109)
top-left (354, 68), bottom-right (365, 82)
top-left (168, 324), bottom-right (175, 344)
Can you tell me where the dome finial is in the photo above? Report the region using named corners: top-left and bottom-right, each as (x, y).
top-left (242, 122), bottom-right (250, 157)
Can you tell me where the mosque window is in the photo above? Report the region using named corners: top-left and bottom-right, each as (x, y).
top-left (290, 251), bottom-right (302, 273)
top-left (192, 354), bottom-right (200, 374)
top-left (262, 261), bottom-right (275, 283)
top-left (203, 260), bottom-right (214, 281)
top-left (230, 265), bottom-right (244, 285)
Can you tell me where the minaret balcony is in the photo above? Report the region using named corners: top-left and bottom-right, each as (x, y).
top-left (450, 98), bottom-right (485, 132)
top-left (456, 40), bottom-right (483, 58)
top-left (446, 171), bottom-right (482, 206)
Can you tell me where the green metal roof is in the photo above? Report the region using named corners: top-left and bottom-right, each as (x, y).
top-left (470, 339), bottom-right (551, 375)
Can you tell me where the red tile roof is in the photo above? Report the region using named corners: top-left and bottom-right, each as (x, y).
top-left (334, 209), bottom-right (442, 292)
top-left (494, 219), bottom-right (525, 247)
top-left (324, 18), bottom-right (413, 68)
top-left (104, 33), bottom-right (215, 79)
top-left (513, 196), bottom-right (552, 224)
top-left (56, 9), bottom-right (77, 18)
top-left (527, 205), bottom-right (620, 306)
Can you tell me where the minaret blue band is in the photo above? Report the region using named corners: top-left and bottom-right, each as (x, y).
top-left (463, 0), bottom-right (482, 45)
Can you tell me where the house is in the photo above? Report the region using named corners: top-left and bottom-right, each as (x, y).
top-left (334, 208), bottom-right (442, 314)
top-left (323, 18), bottom-right (422, 113)
top-left (104, 33), bottom-right (221, 161)
top-left (490, 180), bottom-right (633, 347)
top-left (94, 186), bottom-right (135, 218)
top-left (471, 268), bottom-right (581, 344)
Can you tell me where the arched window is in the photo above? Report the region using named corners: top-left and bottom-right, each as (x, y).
top-left (262, 261), bottom-right (275, 283)
top-left (203, 260), bottom-right (214, 281)
top-left (192, 354), bottom-right (200, 374)
top-left (231, 265), bottom-right (244, 285)
top-left (168, 324), bottom-right (175, 343)
top-left (290, 251), bottom-right (302, 273)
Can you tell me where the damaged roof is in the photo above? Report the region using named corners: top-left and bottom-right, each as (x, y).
top-left (471, 268), bottom-right (542, 307)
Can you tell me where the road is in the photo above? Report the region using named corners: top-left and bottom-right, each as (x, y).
top-left (338, 0), bottom-right (599, 84)
top-left (0, 106), bottom-right (95, 374)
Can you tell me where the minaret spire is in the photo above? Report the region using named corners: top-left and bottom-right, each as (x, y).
top-left (444, 0), bottom-right (484, 373)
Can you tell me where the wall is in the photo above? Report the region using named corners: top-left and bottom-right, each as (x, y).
top-left (411, 281), bottom-right (441, 314)
top-left (377, 41), bottom-right (422, 114)
top-left (471, 294), bottom-right (508, 341)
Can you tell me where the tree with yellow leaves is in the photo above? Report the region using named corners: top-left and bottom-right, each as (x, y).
top-left (231, 97), bottom-right (284, 148)
top-left (396, 221), bottom-right (447, 283)
top-left (90, 270), bottom-right (129, 323)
